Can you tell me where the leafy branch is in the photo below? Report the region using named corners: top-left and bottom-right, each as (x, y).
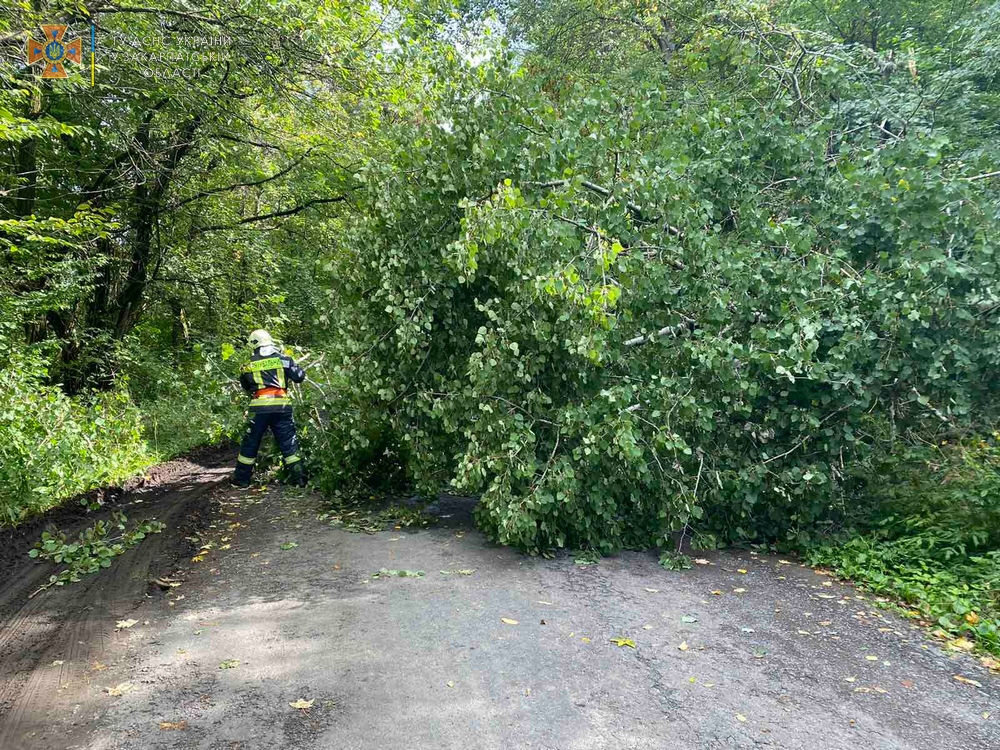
top-left (28, 512), bottom-right (165, 599)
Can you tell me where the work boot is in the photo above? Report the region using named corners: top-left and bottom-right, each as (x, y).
top-left (231, 463), bottom-right (253, 489)
top-left (286, 461), bottom-right (307, 488)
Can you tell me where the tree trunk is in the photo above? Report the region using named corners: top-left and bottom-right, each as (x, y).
top-left (110, 112), bottom-right (203, 340)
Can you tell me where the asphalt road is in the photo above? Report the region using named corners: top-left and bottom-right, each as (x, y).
top-left (1, 465), bottom-right (997, 750)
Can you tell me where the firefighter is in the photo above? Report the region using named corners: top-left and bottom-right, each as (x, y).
top-left (231, 329), bottom-right (307, 488)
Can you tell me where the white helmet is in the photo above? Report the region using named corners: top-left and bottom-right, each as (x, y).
top-left (248, 329), bottom-right (274, 348)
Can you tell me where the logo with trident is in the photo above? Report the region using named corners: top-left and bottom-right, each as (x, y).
top-left (27, 25), bottom-right (83, 78)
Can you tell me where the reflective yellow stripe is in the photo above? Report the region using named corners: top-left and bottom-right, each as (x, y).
top-left (249, 397), bottom-right (290, 407)
top-left (237, 454), bottom-right (256, 465)
top-left (242, 357), bottom-right (283, 372)
top-left (277, 366), bottom-right (286, 389)
top-left (252, 369), bottom-right (264, 388)
top-left (284, 454), bottom-right (301, 465)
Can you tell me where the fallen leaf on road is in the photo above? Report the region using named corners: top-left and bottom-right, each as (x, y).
top-left (115, 619), bottom-right (138, 630)
top-left (219, 659), bottom-right (240, 670)
top-left (865, 656), bottom-right (878, 661)
top-left (610, 637), bottom-right (636, 649)
top-left (874, 687), bottom-right (889, 694)
top-left (948, 638), bottom-right (975, 652)
top-left (797, 630), bottom-right (811, 636)
top-left (703, 682), bottom-right (715, 687)
top-left (107, 682), bottom-right (133, 697)
top-left (643, 625), bottom-right (654, 630)
top-left (159, 721), bottom-right (188, 730)
top-left (191, 555), bottom-right (206, 563)
top-left (778, 560), bottom-right (792, 565)
top-left (678, 641), bottom-right (689, 651)
top-left (537, 601), bottom-right (553, 605)
top-left (645, 588), bottom-right (659, 593)
top-left (289, 698), bottom-right (314, 709)
top-left (819, 621), bottom-right (832, 626)
top-left (733, 588), bottom-right (747, 594)
top-left (51, 660), bottom-right (64, 666)
top-left (954, 676), bottom-right (983, 688)
top-left (901, 679), bottom-right (914, 688)
top-left (815, 594), bottom-right (837, 599)
top-left (736, 714), bottom-right (747, 722)
top-left (446, 682), bottom-right (455, 688)
top-left (740, 627), bottom-right (755, 634)
top-left (694, 558), bottom-right (710, 565)
top-left (845, 676), bottom-right (856, 683)
top-left (737, 569), bottom-right (748, 574)
top-left (501, 618), bottom-right (519, 625)
top-left (854, 687), bottom-right (872, 693)
top-left (984, 712), bottom-right (991, 720)
top-left (710, 590), bottom-right (723, 595)
top-left (681, 615), bottom-right (698, 624)
top-left (981, 656), bottom-right (1000, 672)
top-left (280, 542), bottom-right (299, 550)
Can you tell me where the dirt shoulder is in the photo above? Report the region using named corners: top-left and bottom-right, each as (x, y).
top-left (1, 466), bottom-right (998, 750)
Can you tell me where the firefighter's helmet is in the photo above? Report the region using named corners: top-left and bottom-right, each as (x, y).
top-left (248, 329), bottom-right (274, 349)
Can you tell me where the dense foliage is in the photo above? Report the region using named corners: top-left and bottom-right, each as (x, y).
top-left (311, 1), bottom-right (1000, 552)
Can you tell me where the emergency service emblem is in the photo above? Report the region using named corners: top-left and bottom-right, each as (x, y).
top-left (27, 25), bottom-right (83, 79)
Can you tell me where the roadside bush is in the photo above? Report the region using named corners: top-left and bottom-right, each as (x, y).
top-left (808, 436), bottom-right (1000, 652)
top-left (0, 356), bottom-right (151, 526)
top-left (0, 347), bottom-right (243, 528)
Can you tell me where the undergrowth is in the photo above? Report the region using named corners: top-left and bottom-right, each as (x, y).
top-left (807, 436), bottom-right (1000, 656)
top-left (0, 349), bottom-right (242, 529)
